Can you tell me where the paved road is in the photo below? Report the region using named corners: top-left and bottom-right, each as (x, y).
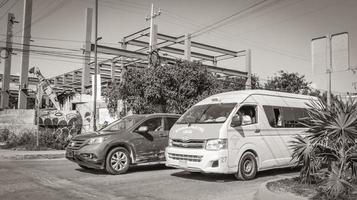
top-left (0, 159), bottom-right (298, 200)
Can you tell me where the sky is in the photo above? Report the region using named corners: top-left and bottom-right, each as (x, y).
top-left (0, 0), bottom-right (356, 94)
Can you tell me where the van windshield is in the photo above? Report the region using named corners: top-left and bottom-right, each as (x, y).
top-left (177, 103), bottom-right (236, 124)
top-left (102, 115), bottom-right (145, 132)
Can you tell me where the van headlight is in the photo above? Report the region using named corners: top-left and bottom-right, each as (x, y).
top-left (205, 139), bottom-right (227, 151)
top-left (87, 137), bottom-right (107, 145)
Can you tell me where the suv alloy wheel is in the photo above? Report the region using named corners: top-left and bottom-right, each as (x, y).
top-left (105, 147), bottom-right (130, 175)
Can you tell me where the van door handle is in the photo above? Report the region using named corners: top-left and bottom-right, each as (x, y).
top-left (255, 129), bottom-right (261, 133)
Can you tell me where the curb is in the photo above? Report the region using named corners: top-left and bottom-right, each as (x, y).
top-left (0, 152), bottom-right (65, 160)
top-left (255, 177), bottom-right (306, 200)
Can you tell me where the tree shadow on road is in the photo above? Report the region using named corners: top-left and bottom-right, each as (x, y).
top-left (75, 164), bottom-right (171, 175)
top-left (75, 168), bottom-right (108, 175)
top-left (170, 167), bottom-right (300, 183)
top-left (127, 164), bottom-right (170, 173)
top-left (170, 171), bottom-right (237, 183)
top-left (255, 167), bottom-right (300, 179)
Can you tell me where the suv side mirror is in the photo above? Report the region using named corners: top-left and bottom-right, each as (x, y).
top-left (231, 114), bottom-right (242, 127)
top-left (136, 126), bottom-right (149, 133)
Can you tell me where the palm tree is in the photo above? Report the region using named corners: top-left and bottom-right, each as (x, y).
top-left (290, 97), bottom-right (357, 198)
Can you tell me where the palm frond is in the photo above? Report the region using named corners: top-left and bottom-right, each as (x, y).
top-left (322, 169), bottom-right (354, 198)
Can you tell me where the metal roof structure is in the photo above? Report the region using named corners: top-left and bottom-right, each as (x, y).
top-left (46, 26), bottom-right (249, 94)
top-left (0, 7), bottom-right (250, 109)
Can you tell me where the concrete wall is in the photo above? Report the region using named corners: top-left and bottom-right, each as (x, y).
top-left (0, 109), bottom-right (37, 134)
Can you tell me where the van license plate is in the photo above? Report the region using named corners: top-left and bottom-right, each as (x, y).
top-left (179, 160), bottom-right (187, 167)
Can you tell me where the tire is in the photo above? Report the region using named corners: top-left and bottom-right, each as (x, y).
top-left (105, 147), bottom-right (130, 175)
top-left (78, 164), bottom-right (91, 170)
top-left (234, 151), bottom-right (257, 180)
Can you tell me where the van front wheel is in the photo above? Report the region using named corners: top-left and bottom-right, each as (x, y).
top-left (234, 152), bottom-right (257, 180)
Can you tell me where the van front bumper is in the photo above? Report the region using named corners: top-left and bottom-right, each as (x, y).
top-left (165, 147), bottom-right (232, 174)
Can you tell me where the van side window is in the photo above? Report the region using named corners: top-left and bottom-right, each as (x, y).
top-left (237, 105), bottom-right (257, 125)
top-left (263, 106), bottom-right (309, 128)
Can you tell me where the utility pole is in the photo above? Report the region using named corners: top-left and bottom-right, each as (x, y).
top-left (18, 0), bottom-right (33, 109)
top-left (93, 0), bottom-right (98, 131)
top-left (146, 4), bottom-right (160, 67)
top-left (82, 8), bottom-right (93, 93)
top-left (184, 33), bottom-right (191, 61)
top-left (1, 13), bottom-right (17, 109)
top-left (245, 49), bottom-right (252, 90)
top-left (326, 35), bottom-right (332, 108)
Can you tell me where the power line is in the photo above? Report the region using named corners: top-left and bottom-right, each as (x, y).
top-left (0, 0), bottom-right (10, 9)
top-left (0, 0), bottom-right (19, 22)
top-left (0, 40), bottom-right (81, 52)
top-left (190, 0), bottom-right (268, 38)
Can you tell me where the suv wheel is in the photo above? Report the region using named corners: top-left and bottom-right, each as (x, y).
top-left (105, 147), bottom-right (130, 175)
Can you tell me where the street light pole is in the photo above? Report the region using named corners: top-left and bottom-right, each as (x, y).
top-left (326, 35), bottom-right (332, 108)
top-left (93, 0), bottom-right (98, 131)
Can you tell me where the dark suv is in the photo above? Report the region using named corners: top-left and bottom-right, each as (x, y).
top-left (66, 113), bottom-right (180, 174)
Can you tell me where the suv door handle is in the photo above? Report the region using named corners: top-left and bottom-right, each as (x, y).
top-left (255, 129), bottom-right (261, 133)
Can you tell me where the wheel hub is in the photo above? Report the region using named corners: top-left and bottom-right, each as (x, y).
top-left (111, 152), bottom-right (127, 171)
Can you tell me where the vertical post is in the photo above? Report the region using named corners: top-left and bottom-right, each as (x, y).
top-left (35, 85), bottom-right (39, 148)
top-left (1, 13), bottom-right (15, 109)
top-left (213, 59), bottom-right (217, 67)
top-left (326, 35), bottom-right (332, 108)
top-left (82, 8), bottom-right (93, 93)
top-left (54, 77), bottom-right (58, 87)
top-left (149, 4), bottom-right (155, 52)
top-left (72, 71), bottom-right (77, 86)
top-left (93, 0), bottom-right (98, 131)
top-left (120, 42), bottom-right (127, 116)
top-left (120, 41), bottom-right (127, 83)
top-left (148, 24), bottom-right (158, 68)
top-left (18, 0), bottom-right (33, 109)
top-left (62, 74), bottom-right (67, 85)
top-left (245, 49), bottom-right (252, 90)
top-left (184, 33), bottom-right (191, 61)
top-left (147, 4), bottom-right (160, 68)
top-left (111, 61), bottom-right (116, 83)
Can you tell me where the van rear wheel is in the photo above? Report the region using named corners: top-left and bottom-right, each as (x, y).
top-left (234, 152), bottom-right (257, 180)
top-left (105, 147), bottom-right (130, 175)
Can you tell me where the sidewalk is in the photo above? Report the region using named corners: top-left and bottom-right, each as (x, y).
top-left (0, 149), bottom-right (65, 160)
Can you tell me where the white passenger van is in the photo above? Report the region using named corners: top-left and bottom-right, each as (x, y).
top-left (165, 89), bottom-right (317, 180)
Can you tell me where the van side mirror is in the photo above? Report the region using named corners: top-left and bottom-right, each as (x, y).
top-left (136, 126), bottom-right (149, 133)
top-left (231, 114), bottom-right (242, 127)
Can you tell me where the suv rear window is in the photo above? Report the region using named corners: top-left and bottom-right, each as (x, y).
top-left (165, 117), bottom-right (179, 131)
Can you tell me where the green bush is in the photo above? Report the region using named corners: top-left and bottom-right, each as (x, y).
top-left (0, 128), bottom-right (71, 150)
top-left (0, 128), bottom-right (11, 142)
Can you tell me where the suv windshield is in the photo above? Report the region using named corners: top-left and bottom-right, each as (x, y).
top-left (102, 115), bottom-right (145, 132)
top-left (177, 103), bottom-right (236, 124)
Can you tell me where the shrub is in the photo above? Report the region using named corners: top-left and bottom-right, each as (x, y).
top-left (290, 97), bottom-right (357, 198)
top-left (0, 128), bottom-right (71, 150)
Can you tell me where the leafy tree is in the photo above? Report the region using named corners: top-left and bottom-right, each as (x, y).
top-left (265, 70), bottom-right (311, 94)
top-left (103, 60), bottom-right (225, 116)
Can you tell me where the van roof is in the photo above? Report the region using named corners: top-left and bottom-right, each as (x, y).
top-left (197, 89), bottom-right (318, 105)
